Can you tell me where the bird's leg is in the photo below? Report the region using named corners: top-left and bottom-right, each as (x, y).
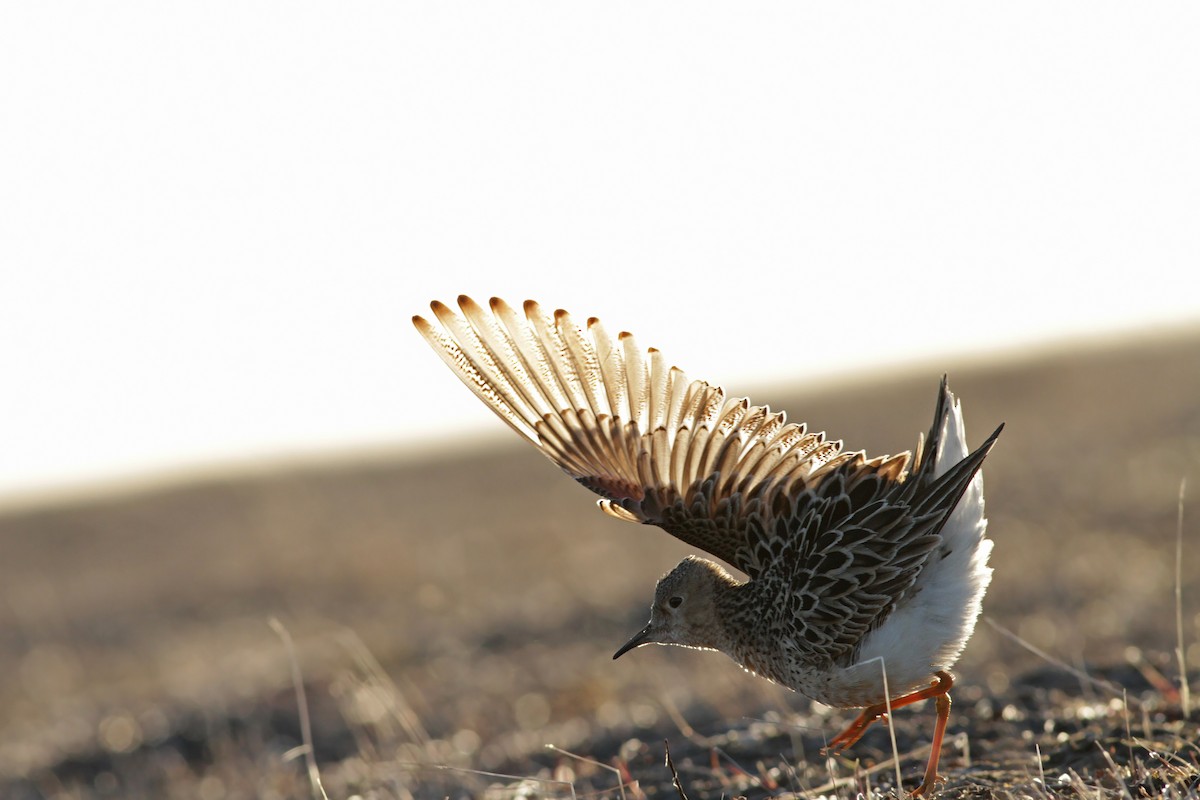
top-left (823, 705), bottom-right (887, 753)
top-left (911, 688), bottom-right (952, 797)
top-left (822, 671), bottom-right (954, 755)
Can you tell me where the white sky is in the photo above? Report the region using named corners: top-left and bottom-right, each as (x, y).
top-left (2, 3), bottom-right (1198, 504)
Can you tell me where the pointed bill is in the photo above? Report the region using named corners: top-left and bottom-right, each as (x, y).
top-left (612, 623), bottom-right (654, 660)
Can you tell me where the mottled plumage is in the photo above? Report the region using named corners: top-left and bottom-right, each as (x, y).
top-left (413, 296), bottom-right (1002, 795)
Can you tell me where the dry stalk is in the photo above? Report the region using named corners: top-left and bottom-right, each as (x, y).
top-left (1175, 478), bottom-right (1191, 716)
top-left (268, 617), bottom-right (330, 800)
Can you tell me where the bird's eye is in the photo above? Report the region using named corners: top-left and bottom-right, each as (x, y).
top-left (668, 596), bottom-right (683, 609)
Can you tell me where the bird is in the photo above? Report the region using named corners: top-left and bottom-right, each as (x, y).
top-left (413, 295), bottom-right (1002, 796)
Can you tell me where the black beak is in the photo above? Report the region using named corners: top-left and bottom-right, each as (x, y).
top-left (613, 623), bottom-right (653, 660)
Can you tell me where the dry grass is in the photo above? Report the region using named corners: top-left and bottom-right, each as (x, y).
top-left (1, 327), bottom-right (1198, 798)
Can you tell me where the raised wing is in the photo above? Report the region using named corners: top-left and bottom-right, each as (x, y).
top-left (413, 296), bottom-right (887, 574)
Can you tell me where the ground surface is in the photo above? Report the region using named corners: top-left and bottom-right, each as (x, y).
top-left (1, 329), bottom-right (1199, 799)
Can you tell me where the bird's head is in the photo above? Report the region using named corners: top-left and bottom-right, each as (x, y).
top-left (613, 556), bottom-right (737, 659)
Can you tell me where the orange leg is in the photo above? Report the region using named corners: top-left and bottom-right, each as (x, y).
top-left (911, 690), bottom-right (951, 796)
top-left (822, 671), bottom-right (954, 795)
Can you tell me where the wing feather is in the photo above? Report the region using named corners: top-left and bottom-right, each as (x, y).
top-left (457, 296), bottom-right (547, 422)
top-left (588, 317), bottom-right (627, 422)
top-left (489, 298), bottom-right (562, 415)
top-left (414, 297), bottom-right (1001, 580)
top-left (620, 332), bottom-right (649, 433)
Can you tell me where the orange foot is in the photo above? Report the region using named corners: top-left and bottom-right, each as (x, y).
top-left (820, 671), bottom-right (955, 796)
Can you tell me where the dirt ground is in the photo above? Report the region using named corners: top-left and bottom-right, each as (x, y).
top-left (1, 328), bottom-right (1198, 799)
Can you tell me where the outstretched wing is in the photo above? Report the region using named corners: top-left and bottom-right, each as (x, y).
top-left (414, 296), bottom-right (889, 575)
top-left (743, 380), bottom-right (1003, 666)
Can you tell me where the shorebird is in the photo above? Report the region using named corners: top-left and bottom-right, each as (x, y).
top-left (414, 296), bottom-right (1002, 796)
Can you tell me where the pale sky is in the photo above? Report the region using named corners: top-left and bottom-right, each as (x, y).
top-left (2, 3), bottom-right (1198, 504)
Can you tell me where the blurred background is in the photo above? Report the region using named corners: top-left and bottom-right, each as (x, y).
top-left (3, 2), bottom-right (1199, 504)
top-left (2, 3), bottom-right (1198, 797)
